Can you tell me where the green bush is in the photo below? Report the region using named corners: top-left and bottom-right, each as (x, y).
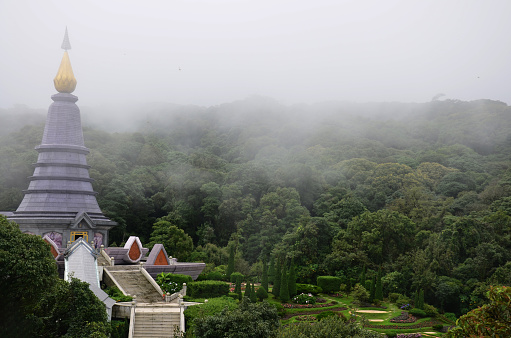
top-left (444, 312), bottom-right (457, 322)
top-left (194, 298), bottom-right (280, 338)
top-left (105, 286), bottom-right (133, 302)
top-left (423, 303), bottom-right (439, 317)
top-left (156, 272), bottom-right (192, 294)
top-left (317, 276), bottom-right (342, 293)
top-left (296, 283), bottom-right (323, 295)
top-left (110, 319), bottom-right (129, 338)
top-left (206, 271), bottom-right (225, 281)
top-left (188, 280), bottom-right (229, 298)
top-left (228, 292), bottom-right (239, 300)
top-left (256, 286), bottom-right (268, 301)
top-left (316, 311), bottom-right (335, 321)
top-left (409, 308), bottom-right (427, 317)
top-left (396, 294), bottom-right (411, 308)
top-left (230, 272), bottom-right (244, 283)
top-left (292, 293), bottom-right (316, 305)
top-left (388, 292), bottom-right (402, 303)
top-left (433, 324), bottom-right (444, 331)
top-left (184, 296), bottom-right (238, 331)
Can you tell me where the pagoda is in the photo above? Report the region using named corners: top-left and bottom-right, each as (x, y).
top-left (8, 28), bottom-right (116, 248)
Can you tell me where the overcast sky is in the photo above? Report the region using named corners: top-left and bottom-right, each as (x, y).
top-left (1, 0), bottom-right (511, 109)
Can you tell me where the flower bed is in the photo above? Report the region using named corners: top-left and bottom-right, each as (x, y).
top-left (364, 320), bottom-right (443, 330)
top-left (396, 334), bottom-right (422, 338)
top-left (294, 315), bottom-right (317, 321)
top-left (390, 312), bottom-right (417, 323)
top-left (283, 302), bottom-right (337, 309)
top-left (281, 307), bottom-right (348, 320)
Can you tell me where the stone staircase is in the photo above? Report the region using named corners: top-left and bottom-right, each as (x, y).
top-left (107, 268), bottom-right (162, 303)
top-left (132, 306), bottom-right (181, 338)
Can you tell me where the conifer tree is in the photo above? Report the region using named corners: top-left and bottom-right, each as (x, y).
top-left (288, 260), bottom-right (297, 297)
top-left (226, 245), bottom-right (235, 279)
top-left (414, 289), bottom-right (419, 308)
top-left (244, 280), bottom-right (251, 299)
top-left (268, 256), bottom-right (275, 285)
top-left (369, 275), bottom-right (376, 301)
top-left (279, 264), bottom-right (289, 302)
top-left (418, 289), bottom-right (425, 309)
top-left (262, 260), bottom-right (269, 292)
top-left (235, 275), bottom-right (242, 299)
top-left (250, 283), bottom-right (257, 303)
top-left (375, 268), bottom-right (383, 301)
top-left (360, 265), bottom-right (366, 286)
top-left (273, 258), bottom-right (281, 296)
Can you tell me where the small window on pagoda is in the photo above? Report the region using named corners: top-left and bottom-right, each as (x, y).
top-left (70, 231), bottom-right (88, 243)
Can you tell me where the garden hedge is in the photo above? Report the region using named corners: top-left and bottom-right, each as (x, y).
top-left (188, 280), bottom-right (230, 298)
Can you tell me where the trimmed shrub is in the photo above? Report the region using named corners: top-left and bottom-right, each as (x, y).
top-left (317, 276), bottom-right (342, 293)
top-left (432, 324), bottom-right (444, 331)
top-left (316, 311), bottom-right (335, 321)
top-left (188, 280), bottom-right (229, 298)
top-left (156, 273), bottom-right (193, 294)
top-left (105, 286), bottom-right (133, 302)
top-left (409, 308), bottom-right (427, 318)
top-left (296, 283), bottom-right (323, 295)
top-left (256, 286), bottom-right (268, 301)
top-left (230, 272), bottom-right (244, 283)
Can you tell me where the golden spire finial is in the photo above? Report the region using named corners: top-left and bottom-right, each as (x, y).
top-left (54, 28), bottom-right (77, 93)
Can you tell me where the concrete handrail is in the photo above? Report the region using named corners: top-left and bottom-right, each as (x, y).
top-left (140, 266), bottom-right (164, 297)
top-left (103, 268), bottom-right (129, 296)
top-left (100, 248), bottom-right (114, 266)
top-left (128, 302), bottom-right (136, 338)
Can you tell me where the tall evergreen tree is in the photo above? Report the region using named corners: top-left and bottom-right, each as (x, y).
top-left (288, 260), bottom-right (297, 297)
top-left (244, 280), bottom-right (251, 299)
top-left (262, 260), bottom-right (269, 292)
top-left (414, 289), bottom-right (419, 308)
top-left (369, 275), bottom-right (376, 301)
top-left (268, 256), bottom-right (275, 285)
top-left (360, 265), bottom-right (366, 286)
top-left (375, 268), bottom-right (383, 301)
top-left (250, 283), bottom-right (257, 303)
top-left (273, 258), bottom-right (281, 296)
top-left (418, 289), bottom-right (425, 309)
top-left (235, 274), bottom-right (242, 299)
top-left (226, 245), bottom-right (235, 279)
top-left (279, 264), bottom-right (290, 302)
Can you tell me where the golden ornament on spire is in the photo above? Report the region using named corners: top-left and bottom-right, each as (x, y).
top-left (54, 28), bottom-right (77, 93)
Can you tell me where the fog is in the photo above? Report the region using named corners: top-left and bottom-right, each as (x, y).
top-left (1, 0), bottom-right (511, 111)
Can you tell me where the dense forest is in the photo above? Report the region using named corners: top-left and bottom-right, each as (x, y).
top-left (1, 96), bottom-right (511, 316)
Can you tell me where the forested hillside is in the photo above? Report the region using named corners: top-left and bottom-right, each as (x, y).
top-left (1, 97), bottom-right (511, 316)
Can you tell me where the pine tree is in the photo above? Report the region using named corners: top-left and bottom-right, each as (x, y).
top-left (262, 260), bottom-right (269, 292)
top-left (414, 289), bottom-right (419, 308)
top-left (288, 260), bottom-right (297, 297)
top-left (279, 264), bottom-right (289, 302)
top-left (250, 283), bottom-right (257, 303)
top-left (273, 258), bottom-right (281, 296)
top-left (226, 245), bottom-right (235, 279)
top-left (375, 268), bottom-right (383, 301)
top-left (418, 289), bottom-right (425, 309)
top-left (268, 256), bottom-right (275, 285)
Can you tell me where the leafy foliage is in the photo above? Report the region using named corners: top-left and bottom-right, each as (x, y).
top-left (193, 298), bottom-right (280, 338)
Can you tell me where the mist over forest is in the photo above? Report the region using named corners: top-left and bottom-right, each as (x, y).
top-left (2, 96), bottom-right (511, 318)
